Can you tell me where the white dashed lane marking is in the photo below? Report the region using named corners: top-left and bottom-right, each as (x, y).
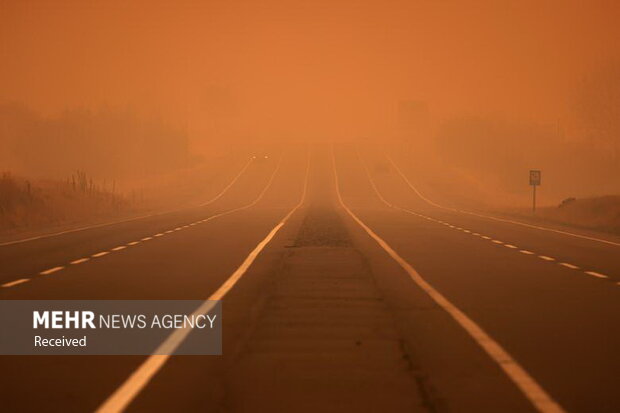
top-left (406, 208), bottom-right (618, 286)
top-left (1, 213), bottom-right (229, 289)
top-left (2, 278), bottom-right (30, 288)
top-left (408, 212), bottom-right (618, 285)
top-left (0, 219), bottom-right (210, 289)
top-left (393, 206), bottom-right (617, 286)
top-left (40, 266), bottom-right (64, 275)
top-left (585, 271), bottom-right (609, 279)
top-left (1, 218), bottom-right (208, 289)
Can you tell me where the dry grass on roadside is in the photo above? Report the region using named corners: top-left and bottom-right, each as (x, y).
top-left (535, 196), bottom-right (620, 234)
top-left (0, 171), bottom-right (129, 232)
top-left (502, 195), bottom-right (620, 235)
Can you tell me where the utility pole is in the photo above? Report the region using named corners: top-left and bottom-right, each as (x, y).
top-left (529, 170), bottom-right (541, 213)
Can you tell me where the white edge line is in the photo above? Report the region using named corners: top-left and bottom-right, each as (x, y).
top-left (197, 157), bottom-right (254, 207)
top-left (335, 147), bottom-right (564, 413)
top-left (95, 149), bottom-right (310, 413)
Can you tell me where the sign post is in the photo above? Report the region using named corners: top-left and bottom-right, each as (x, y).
top-left (529, 170), bottom-right (541, 213)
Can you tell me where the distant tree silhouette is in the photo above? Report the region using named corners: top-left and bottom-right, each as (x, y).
top-left (574, 60), bottom-right (620, 160)
top-left (0, 103), bottom-right (189, 179)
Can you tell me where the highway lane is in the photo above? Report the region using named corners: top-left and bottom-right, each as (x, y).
top-left (386, 149), bottom-right (620, 248)
top-left (122, 147), bottom-right (544, 413)
top-left (0, 148), bottom-right (309, 412)
top-left (377, 149), bottom-right (620, 283)
top-left (0, 154), bottom-right (278, 289)
top-left (0, 154), bottom-right (253, 247)
top-left (335, 144), bottom-right (620, 412)
top-left (109, 147), bottom-right (430, 412)
top-left (2, 143), bottom-right (619, 412)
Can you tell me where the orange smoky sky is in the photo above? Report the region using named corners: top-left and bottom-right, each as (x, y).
top-left (1, 0), bottom-right (619, 144)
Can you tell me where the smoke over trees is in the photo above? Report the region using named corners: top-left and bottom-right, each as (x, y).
top-left (574, 60), bottom-right (620, 160)
top-left (0, 103), bottom-right (189, 180)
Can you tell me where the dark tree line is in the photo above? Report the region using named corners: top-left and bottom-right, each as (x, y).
top-left (0, 103), bottom-right (189, 180)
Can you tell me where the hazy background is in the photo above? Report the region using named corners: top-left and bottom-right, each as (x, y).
top-left (1, 0), bottom-right (619, 207)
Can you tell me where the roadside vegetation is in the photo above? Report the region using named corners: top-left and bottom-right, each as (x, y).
top-left (0, 104), bottom-right (237, 234)
top-left (0, 171), bottom-right (128, 232)
top-left (515, 196), bottom-right (620, 235)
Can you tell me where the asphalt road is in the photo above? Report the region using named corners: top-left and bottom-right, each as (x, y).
top-left (1, 144), bottom-right (619, 412)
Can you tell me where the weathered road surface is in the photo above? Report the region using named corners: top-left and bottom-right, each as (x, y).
top-left (1, 144), bottom-right (618, 412)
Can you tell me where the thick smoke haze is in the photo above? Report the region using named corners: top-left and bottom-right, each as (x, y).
top-left (1, 0), bottom-right (619, 204)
